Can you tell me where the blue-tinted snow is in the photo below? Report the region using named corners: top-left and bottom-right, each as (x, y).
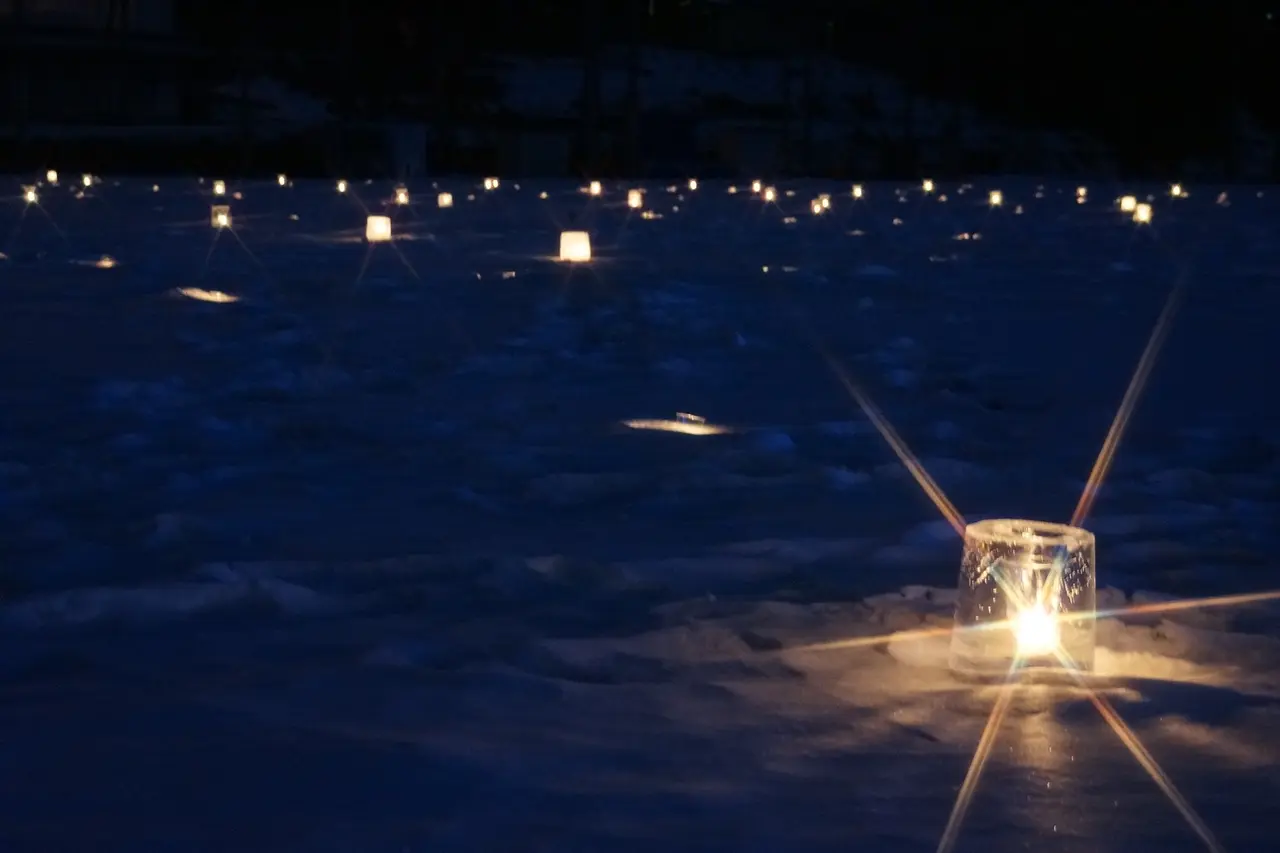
top-left (0, 176), bottom-right (1277, 852)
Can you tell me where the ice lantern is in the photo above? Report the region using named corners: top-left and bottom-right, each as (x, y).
top-left (558, 231), bottom-right (592, 262)
top-left (437, 192), bottom-right (453, 208)
top-left (212, 180), bottom-right (226, 197)
top-left (627, 189), bottom-right (643, 209)
top-left (365, 215), bottom-right (392, 242)
top-left (949, 519), bottom-right (1097, 679)
top-left (210, 205), bottom-right (231, 228)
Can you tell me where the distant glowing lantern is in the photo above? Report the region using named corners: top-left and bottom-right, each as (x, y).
top-left (277, 174), bottom-right (287, 186)
top-left (588, 181), bottom-right (602, 196)
top-left (438, 192), bottom-right (453, 208)
top-left (1133, 203), bottom-right (1152, 224)
top-left (1170, 183), bottom-right (1183, 197)
top-left (751, 180), bottom-right (762, 193)
top-left (81, 174), bottom-right (93, 187)
top-left (949, 519), bottom-right (1097, 679)
top-left (988, 190), bottom-right (1003, 207)
top-left (177, 287), bottom-right (238, 303)
top-left (627, 189), bottom-right (643, 209)
top-left (212, 180), bottom-right (226, 196)
top-left (558, 231), bottom-right (592, 262)
top-left (810, 199), bottom-right (824, 215)
top-left (394, 186), bottom-right (409, 205)
top-left (688, 178), bottom-right (698, 191)
top-left (22, 186), bottom-right (37, 204)
top-left (1076, 186), bottom-right (1087, 201)
top-left (763, 186), bottom-right (777, 202)
top-left (45, 169), bottom-right (58, 185)
top-left (922, 179), bottom-right (934, 193)
top-left (483, 177), bottom-right (500, 190)
top-left (819, 193), bottom-right (831, 209)
top-left (365, 214), bottom-right (392, 242)
top-left (1216, 191), bottom-right (1229, 206)
top-left (852, 184), bottom-right (864, 199)
top-left (210, 205), bottom-right (231, 228)
top-left (336, 180), bottom-right (347, 193)
top-left (1119, 195), bottom-right (1137, 212)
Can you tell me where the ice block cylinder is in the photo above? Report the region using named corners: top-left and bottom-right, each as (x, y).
top-left (949, 519), bottom-right (1097, 679)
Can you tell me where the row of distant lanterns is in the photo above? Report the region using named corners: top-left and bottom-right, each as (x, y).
top-left (20, 170), bottom-right (1207, 263)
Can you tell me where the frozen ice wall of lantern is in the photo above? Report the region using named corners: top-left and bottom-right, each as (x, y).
top-left (210, 205), bottom-right (231, 228)
top-left (365, 215), bottom-right (392, 242)
top-left (395, 187), bottom-right (410, 205)
top-left (988, 190), bottom-right (1003, 207)
top-left (213, 180), bottom-right (226, 196)
top-left (627, 189), bottom-right (643, 209)
top-left (559, 231), bottom-right (592, 262)
top-left (949, 519), bottom-right (1097, 679)
top-left (437, 192), bottom-right (453, 208)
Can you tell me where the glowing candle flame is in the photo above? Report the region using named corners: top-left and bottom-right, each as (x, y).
top-left (1013, 606), bottom-right (1059, 658)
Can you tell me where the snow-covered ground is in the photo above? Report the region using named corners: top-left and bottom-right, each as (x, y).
top-left (1, 175), bottom-right (1278, 852)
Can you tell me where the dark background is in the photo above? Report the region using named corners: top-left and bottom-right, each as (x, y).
top-left (1, 0), bottom-right (1277, 178)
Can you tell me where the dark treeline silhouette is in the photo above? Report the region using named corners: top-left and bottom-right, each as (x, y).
top-left (2, 0), bottom-right (1276, 178)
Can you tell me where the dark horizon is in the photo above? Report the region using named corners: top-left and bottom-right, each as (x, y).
top-left (0, 0), bottom-right (1277, 179)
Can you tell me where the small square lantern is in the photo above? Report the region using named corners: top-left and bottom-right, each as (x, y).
top-left (277, 174), bottom-right (288, 186)
top-left (852, 184), bottom-right (864, 199)
top-left (438, 192), bottom-right (453, 208)
top-left (394, 186), bottom-right (410, 205)
top-left (922, 178), bottom-right (935, 193)
top-left (46, 169), bottom-right (58, 185)
top-left (1170, 183), bottom-right (1183, 198)
top-left (22, 186), bottom-right (37, 204)
top-left (483, 177), bottom-right (500, 191)
top-left (82, 174), bottom-right (93, 188)
top-left (751, 180), bottom-right (762, 193)
top-left (1119, 195), bottom-right (1137, 212)
top-left (1133, 203), bottom-right (1152, 224)
top-left (210, 205), bottom-right (231, 229)
top-left (988, 189), bottom-right (1003, 207)
top-left (336, 180), bottom-right (347, 194)
top-left (365, 215), bottom-right (392, 242)
top-left (627, 189), bottom-right (643, 209)
top-left (688, 178), bottom-right (698, 191)
top-left (950, 519), bottom-right (1097, 679)
top-left (763, 186), bottom-right (777, 202)
top-left (588, 181), bottom-right (602, 196)
top-left (212, 180), bottom-right (226, 197)
top-left (559, 231), bottom-right (592, 262)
